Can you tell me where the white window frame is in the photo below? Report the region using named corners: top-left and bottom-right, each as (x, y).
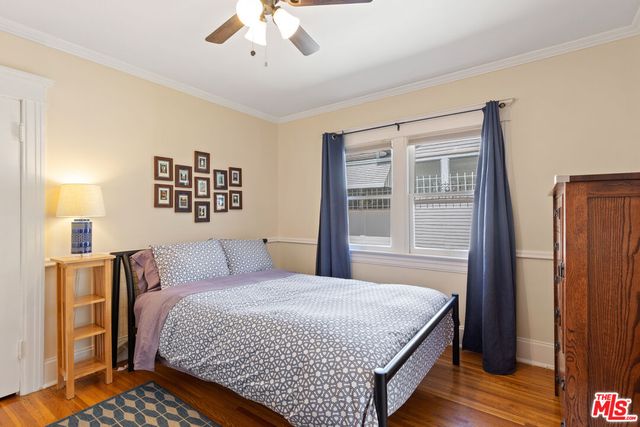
top-left (345, 108), bottom-right (485, 260)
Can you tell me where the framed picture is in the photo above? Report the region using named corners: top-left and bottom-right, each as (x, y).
top-left (194, 201), bottom-right (210, 223)
top-left (229, 190), bottom-right (243, 210)
top-left (214, 192), bottom-right (228, 213)
top-left (154, 156), bottom-right (173, 181)
top-left (214, 169), bottom-right (228, 190)
top-left (194, 151), bottom-right (210, 174)
top-left (194, 177), bottom-right (210, 199)
top-left (174, 165), bottom-right (193, 188)
top-left (174, 190), bottom-right (192, 213)
top-left (154, 184), bottom-right (173, 208)
top-left (229, 167), bottom-right (242, 187)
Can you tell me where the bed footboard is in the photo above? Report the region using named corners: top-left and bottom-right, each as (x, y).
top-left (373, 293), bottom-right (460, 427)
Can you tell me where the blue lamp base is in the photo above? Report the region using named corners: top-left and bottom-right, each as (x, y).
top-left (71, 219), bottom-right (93, 254)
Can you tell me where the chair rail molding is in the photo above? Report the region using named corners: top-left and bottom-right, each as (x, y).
top-left (268, 237), bottom-right (553, 265)
top-left (0, 64), bottom-right (52, 395)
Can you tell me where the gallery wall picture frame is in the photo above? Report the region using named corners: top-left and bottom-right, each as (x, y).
top-left (229, 167), bottom-right (242, 187)
top-left (194, 176), bottom-right (210, 199)
top-left (213, 169), bottom-right (228, 190)
top-left (175, 165), bottom-right (193, 188)
top-left (194, 151), bottom-right (210, 174)
top-left (154, 184), bottom-right (173, 208)
top-left (154, 156), bottom-right (174, 181)
top-left (214, 192), bottom-right (228, 213)
top-left (174, 190), bottom-right (192, 213)
top-left (229, 190), bottom-right (243, 210)
top-left (194, 201), bottom-right (211, 223)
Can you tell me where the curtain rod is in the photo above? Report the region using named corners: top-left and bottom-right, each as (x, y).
top-left (331, 99), bottom-right (511, 139)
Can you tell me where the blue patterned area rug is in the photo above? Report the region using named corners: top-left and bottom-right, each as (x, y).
top-left (48, 381), bottom-right (218, 426)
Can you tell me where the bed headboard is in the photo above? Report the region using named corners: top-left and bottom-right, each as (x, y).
top-left (109, 238), bottom-right (268, 371)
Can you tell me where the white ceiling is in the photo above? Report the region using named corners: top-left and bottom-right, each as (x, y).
top-left (0, 0), bottom-right (638, 120)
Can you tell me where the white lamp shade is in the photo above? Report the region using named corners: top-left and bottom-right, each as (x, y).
top-left (245, 20), bottom-right (267, 46)
top-left (236, 0), bottom-right (263, 26)
top-left (56, 184), bottom-right (106, 218)
top-left (274, 8), bottom-right (300, 39)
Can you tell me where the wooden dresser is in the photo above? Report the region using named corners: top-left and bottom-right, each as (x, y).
top-left (552, 173), bottom-right (640, 426)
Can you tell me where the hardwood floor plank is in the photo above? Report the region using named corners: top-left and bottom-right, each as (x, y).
top-left (0, 350), bottom-right (560, 426)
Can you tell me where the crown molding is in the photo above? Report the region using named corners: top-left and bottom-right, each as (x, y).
top-left (0, 9), bottom-right (638, 123)
top-left (276, 15), bottom-right (640, 123)
top-left (0, 16), bottom-right (279, 123)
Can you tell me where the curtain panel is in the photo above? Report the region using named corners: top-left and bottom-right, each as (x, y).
top-left (316, 133), bottom-right (352, 279)
top-left (462, 101), bottom-right (517, 375)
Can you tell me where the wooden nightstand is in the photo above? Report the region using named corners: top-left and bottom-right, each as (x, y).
top-left (52, 254), bottom-right (114, 399)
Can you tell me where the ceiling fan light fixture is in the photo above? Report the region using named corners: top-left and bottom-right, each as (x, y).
top-left (245, 20), bottom-right (267, 46)
top-left (273, 8), bottom-right (301, 39)
top-left (236, 0), bottom-right (263, 26)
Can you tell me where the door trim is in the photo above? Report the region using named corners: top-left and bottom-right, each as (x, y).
top-left (0, 65), bottom-right (52, 395)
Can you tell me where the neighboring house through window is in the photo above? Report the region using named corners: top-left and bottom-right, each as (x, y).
top-left (346, 149), bottom-right (392, 246)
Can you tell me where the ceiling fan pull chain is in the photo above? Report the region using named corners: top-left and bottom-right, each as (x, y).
top-left (264, 42), bottom-right (269, 67)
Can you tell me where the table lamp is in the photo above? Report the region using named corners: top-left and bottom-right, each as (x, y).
top-left (56, 184), bottom-right (106, 254)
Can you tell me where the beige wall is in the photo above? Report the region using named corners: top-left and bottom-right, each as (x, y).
top-left (2, 29), bottom-right (639, 374)
top-left (275, 35), bottom-right (640, 364)
top-left (0, 31), bottom-right (279, 367)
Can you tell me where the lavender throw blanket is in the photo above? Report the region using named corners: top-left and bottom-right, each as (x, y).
top-left (134, 269), bottom-right (294, 370)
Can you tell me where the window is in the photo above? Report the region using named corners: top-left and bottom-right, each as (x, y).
top-left (344, 113), bottom-right (484, 259)
top-left (346, 148), bottom-right (392, 247)
top-left (410, 137), bottom-right (480, 254)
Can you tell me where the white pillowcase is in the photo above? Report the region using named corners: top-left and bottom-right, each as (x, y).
top-left (220, 239), bottom-right (273, 275)
top-left (152, 240), bottom-right (230, 289)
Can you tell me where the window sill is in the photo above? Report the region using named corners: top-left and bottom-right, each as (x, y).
top-left (350, 249), bottom-right (468, 274)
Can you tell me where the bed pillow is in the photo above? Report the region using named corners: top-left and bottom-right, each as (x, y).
top-left (152, 240), bottom-right (230, 289)
top-left (220, 239), bottom-right (273, 275)
top-left (130, 249), bottom-right (161, 294)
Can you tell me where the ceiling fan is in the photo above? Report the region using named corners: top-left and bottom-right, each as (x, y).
top-left (205, 0), bottom-right (373, 56)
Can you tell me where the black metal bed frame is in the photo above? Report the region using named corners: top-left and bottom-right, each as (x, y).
top-left (109, 241), bottom-right (460, 427)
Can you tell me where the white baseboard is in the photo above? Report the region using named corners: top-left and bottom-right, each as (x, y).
top-left (515, 337), bottom-right (555, 369)
top-left (457, 326), bottom-right (554, 369)
top-left (42, 331), bottom-right (552, 389)
top-left (43, 336), bottom-right (129, 388)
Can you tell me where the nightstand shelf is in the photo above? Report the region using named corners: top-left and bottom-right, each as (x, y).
top-left (62, 358), bottom-right (108, 380)
top-left (73, 294), bottom-right (106, 308)
top-left (52, 254), bottom-right (114, 399)
top-left (73, 324), bottom-right (106, 340)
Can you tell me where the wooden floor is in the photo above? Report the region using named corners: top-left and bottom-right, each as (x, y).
top-left (0, 349), bottom-right (561, 426)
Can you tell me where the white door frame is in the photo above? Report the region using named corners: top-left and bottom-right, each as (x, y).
top-left (0, 65), bottom-right (51, 395)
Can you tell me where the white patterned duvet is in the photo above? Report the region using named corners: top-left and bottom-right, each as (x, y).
top-left (158, 273), bottom-right (453, 426)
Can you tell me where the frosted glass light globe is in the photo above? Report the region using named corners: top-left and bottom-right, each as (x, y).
top-left (245, 20), bottom-right (267, 46)
top-left (274, 8), bottom-right (300, 39)
top-left (236, 0), bottom-right (263, 27)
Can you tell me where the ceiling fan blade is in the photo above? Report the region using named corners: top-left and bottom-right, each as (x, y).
top-left (205, 14), bottom-right (244, 44)
top-left (286, 0), bottom-right (372, 6)
top-left (289, 26), bottom-right (320, 56)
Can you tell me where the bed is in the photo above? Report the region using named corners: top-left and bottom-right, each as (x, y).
top-left (110, 240), bottom-right (460, 427)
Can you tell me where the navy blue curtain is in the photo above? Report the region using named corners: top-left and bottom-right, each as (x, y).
top-left (316, 133), bottom-right (352, 279)
top-left (462, 101), bottom-right (517, 375)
